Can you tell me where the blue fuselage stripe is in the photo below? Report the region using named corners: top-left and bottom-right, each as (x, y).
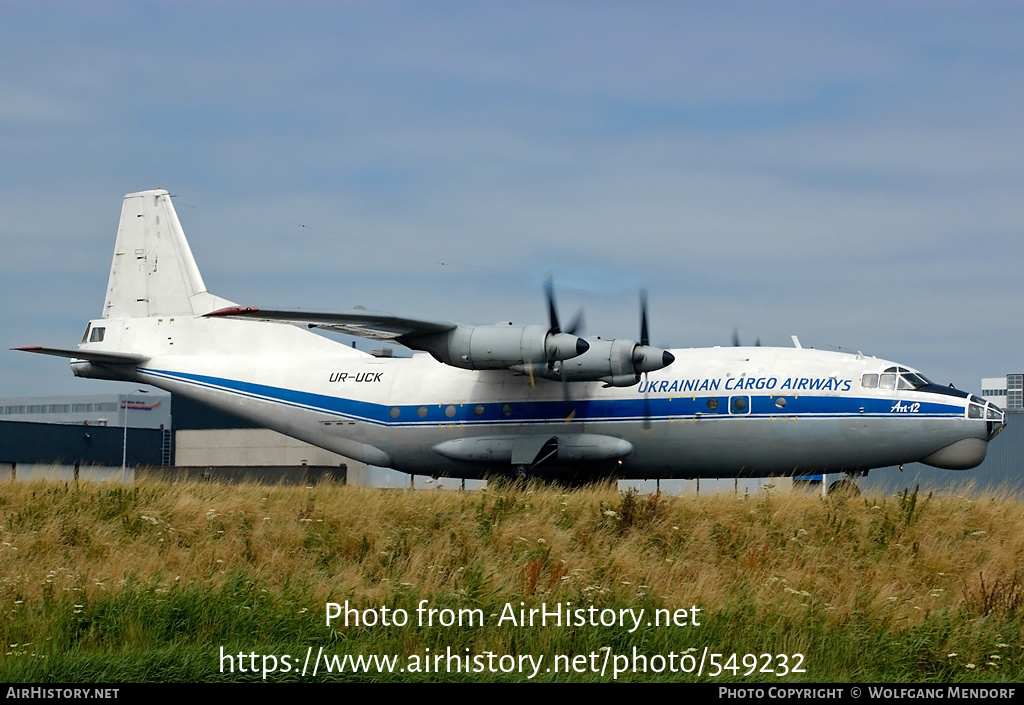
top-left (140, 367), bottom-right (966, 428)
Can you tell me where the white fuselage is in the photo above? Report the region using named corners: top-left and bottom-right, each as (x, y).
top-left (73, 314), bottom-right (1001, 480)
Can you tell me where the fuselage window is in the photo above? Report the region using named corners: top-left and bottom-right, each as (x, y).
top-left (416, 406), bottom-right (428, 418)
top-left (707, 398), bottom-right (719, 411)
top-left (861, 374), bottom-right (878, 388)
top-left (774, 397), bottom-right (787, 408)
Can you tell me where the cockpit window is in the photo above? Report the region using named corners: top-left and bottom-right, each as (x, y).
top-left (900, 372), bottom-right (931, 389)
top-left (870, 370), bottom-right (932, 391)
top-left (89, 326), bottom-right (105, 343)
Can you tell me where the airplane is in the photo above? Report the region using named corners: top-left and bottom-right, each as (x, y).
top-left (17, 189), bottom-right (1007, 486)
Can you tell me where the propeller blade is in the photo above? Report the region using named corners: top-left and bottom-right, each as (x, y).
top-left (562, 365), bottom-right (576, 422)
top-left (640, 289), bottom-right (649, 346)
top-left (732, 329), bottom-right (761, 347)
top-left (544, 277), bottom-right (561, 334)
top-left (543, 278), bottom-right (588, 363)
top-left (565, 308), bottom-right (585, 337)
top-left (632, 288), bottom-right (675, 374)
top-left (638, 290), bottom-right (658, 431)
top-left (642, 373), bottom-right (652, 432)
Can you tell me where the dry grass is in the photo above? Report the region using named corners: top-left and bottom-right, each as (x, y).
top-left (1, 479), bottom-right (1023, 626)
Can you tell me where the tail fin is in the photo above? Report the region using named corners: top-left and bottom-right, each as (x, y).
top-left (102, 189), bottom-right (234, 318)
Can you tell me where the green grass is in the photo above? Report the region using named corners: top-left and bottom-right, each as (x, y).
top-left (1, 481), bottom-right (1022, 682)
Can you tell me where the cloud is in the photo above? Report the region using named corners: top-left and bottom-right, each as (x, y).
top-left (2, 2), bottom-right (1023, 396)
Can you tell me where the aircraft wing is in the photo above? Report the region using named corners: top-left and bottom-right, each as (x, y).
top-left (204, 306), bottom-right (456, 344)
top-left (13, 346), bottom-right (149, 364)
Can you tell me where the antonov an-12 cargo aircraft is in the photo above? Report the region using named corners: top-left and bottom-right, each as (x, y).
top-left (17, 190), bottom-right (1006, 484)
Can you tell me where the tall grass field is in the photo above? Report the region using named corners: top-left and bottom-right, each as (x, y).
top-left (0, 480), bottom-right (1021, 682)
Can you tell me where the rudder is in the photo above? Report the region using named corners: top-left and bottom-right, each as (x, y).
top-left (102, 189), bottom-right (233, 318)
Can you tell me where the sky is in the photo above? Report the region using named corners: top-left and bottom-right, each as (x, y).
top-left (2, 1), bottom-right (1023, 398)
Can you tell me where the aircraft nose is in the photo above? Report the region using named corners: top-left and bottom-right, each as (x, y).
top-left (970, 396), bottom-right (1006, 440)
top-left (924, 398), bottom-right (1005, 469)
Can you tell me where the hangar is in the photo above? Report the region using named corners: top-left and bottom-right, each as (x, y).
top-left (0, 392), bottom-right (363, 485)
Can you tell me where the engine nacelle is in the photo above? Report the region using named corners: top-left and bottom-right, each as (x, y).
top-left (410, 323), bottom-right (588, 370)
top-left (632, 344), bottom-right (675, 374)
top-left (525, 338), bottom-right (675, 385)
top-left (601, 374), bottom-right (644, 388)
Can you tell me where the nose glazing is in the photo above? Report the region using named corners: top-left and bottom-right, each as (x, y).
top-left (986, 402), bottom-right (1006, 440)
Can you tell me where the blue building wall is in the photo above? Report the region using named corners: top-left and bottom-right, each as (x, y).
top-left (0, 420), bottom-right (166, 467)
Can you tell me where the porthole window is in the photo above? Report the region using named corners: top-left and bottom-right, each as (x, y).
top-left (445, 405), bottom-right (457, 418)
top-left (502, 403), bottom-right (514, 417)
top-left (732, 397), bottom-right (747, 412)
top-left (389, 407), bottom-right (400, 419)
top-left (473, 405), bottom-right (485, 416)
top-left (774, 397), bottom-right (787, 409)
top-left (417, 406), bottom-right (428, 418)
top-left (707, 398), bottom-right (719, 411)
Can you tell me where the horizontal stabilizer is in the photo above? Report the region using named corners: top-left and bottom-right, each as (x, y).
top-left (13, 346), bottom-right (148, 364)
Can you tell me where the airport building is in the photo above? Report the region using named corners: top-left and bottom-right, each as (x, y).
top-left (981, 374), bottom-right (1023, 410)
top-left (0, 392), bottom-right (365, 485)
top-left (0, 392), bottom-right (171, 429)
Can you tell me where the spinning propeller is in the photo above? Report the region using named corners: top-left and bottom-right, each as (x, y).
top-left (732, 327), bottom-right (761, 347)
top-left (525, 281), bottom-right (676, 426)
top-left (543, 277), bottom-right (586, 419)
top-left (543, 277), bottom-right (587, 357)
top-left (636, 289), bottom-right (674, 431)
top-left (633, 289), bottom-right (675, 374)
